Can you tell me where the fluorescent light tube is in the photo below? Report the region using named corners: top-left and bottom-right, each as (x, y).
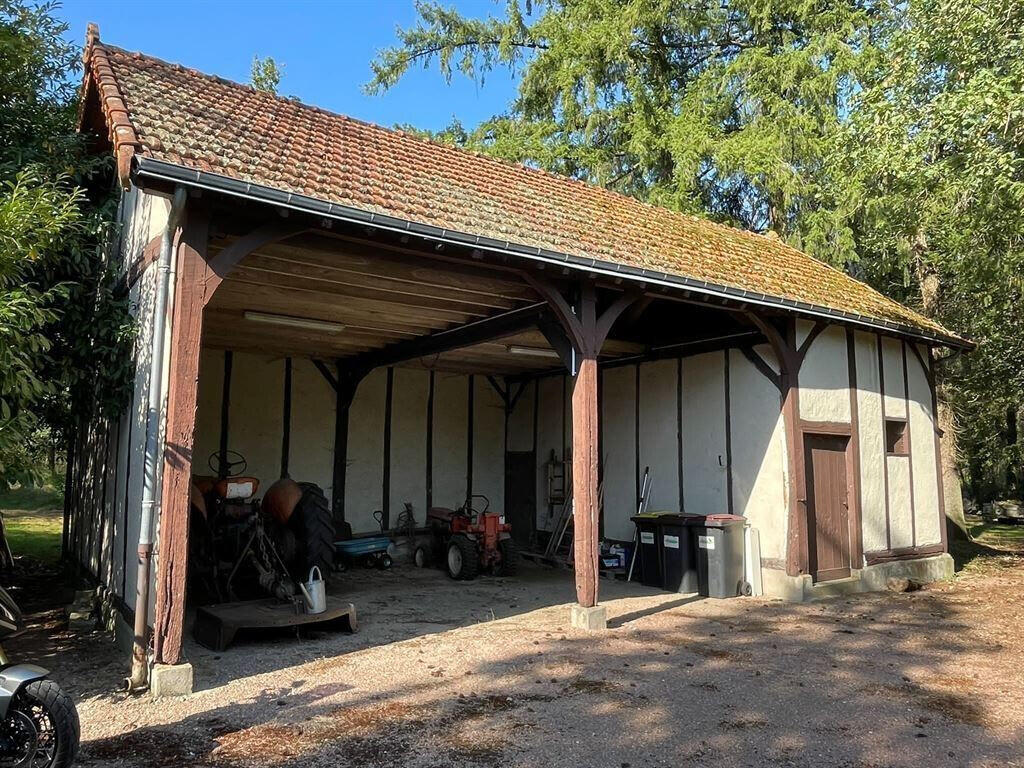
top-left (243, 311), bottom-right (345, 333)
top-left (507, 345), bottom-right (560, 358)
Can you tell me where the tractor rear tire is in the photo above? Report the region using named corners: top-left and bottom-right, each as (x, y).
top-left (292, 483), bottom-right (335, 578)
top-left (498, 538), bottom-right (519, 576)
top-left (446, 535), bottom-right (479, 581)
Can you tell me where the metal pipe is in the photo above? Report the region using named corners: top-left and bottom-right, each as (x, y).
top-left (127, 186), bottom-right (187, 692)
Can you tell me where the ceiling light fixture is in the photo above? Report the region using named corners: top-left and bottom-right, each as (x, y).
top-left (243, 311), bottom-right (345, 333)
top-left (506, 345), bottom-right (560, 359)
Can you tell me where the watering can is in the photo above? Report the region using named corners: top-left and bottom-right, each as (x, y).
top-left (299, 566), bottom-right (326, 614)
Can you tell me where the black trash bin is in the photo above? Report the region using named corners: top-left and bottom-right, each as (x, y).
top-left (687, 514), bottom-right (746, 598)
top-left (657, 514), bottom-right (701, 593)
top-left (631, 515), bottom-right (663, 588)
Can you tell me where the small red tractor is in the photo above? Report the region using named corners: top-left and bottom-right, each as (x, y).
top-left (418, 495), bottom-right (517, 580)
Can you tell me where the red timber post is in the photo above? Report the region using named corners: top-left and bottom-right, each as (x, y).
top-left (529, 277), bottom-right (637, 627)
top-left (153, 207), bottom-right (212, 667)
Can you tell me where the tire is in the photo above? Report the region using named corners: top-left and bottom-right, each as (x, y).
top-left (497, 538), bottom-right (518, 576)
top-left (413, 546), bottom-right (428, 568)
top-left (291, 483), bottom-right (336, 578)
top-left (2, 679), bottom-right (80, 768)
top-left (446, 536), bottom-right (479, 581)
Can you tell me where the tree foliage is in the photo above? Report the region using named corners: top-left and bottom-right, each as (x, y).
top-left (250, 55), bottom-right (282, 94)
top-left (371, 0), bottom-right (1024, 501)
top-left (0, 0), bottom-right (132, 485)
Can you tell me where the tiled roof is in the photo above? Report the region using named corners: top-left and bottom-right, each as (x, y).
top-left (81, 30), bottom-right (963, 345)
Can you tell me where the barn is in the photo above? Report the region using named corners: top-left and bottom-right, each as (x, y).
top-left (67, 26), bottom-right (968, 695)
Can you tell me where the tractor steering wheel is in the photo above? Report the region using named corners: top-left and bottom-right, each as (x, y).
top-left (466, 494), bottom-right (490, 515)
top-left (208, 450), bottom-right (247, 478)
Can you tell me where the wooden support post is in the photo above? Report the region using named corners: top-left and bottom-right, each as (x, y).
top-left (153, 208), bottom-right (212, 667)
top-left (572, 355), bottom-right (600, 607)
top-left (330, 365), bottom-right (367, 531)
top-left (529, 277), bottom-right (638, 610)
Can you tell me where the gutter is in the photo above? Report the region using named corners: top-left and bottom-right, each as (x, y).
top-left (127, 185), bottom-right (187, 692)
top-left (133, 157), bottom-right (973, 352)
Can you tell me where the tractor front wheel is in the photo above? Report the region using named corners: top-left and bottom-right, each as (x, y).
top-left (446, 536), bottom-right (479, 581)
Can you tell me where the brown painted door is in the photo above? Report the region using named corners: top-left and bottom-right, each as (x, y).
top-left (804, 434), bottom-right (852, 582)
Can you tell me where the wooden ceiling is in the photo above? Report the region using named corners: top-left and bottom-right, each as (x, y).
top-left (203, 230), bottom-right (645, 375)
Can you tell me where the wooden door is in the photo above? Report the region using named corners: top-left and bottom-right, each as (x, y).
top-left (505, 451), bottom-right (536, 547)
top-left (804, 434), bottom-right (852, 582)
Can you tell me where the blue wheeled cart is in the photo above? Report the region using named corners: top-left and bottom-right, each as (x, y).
top-left (334, 536), bottom-right (393, 570)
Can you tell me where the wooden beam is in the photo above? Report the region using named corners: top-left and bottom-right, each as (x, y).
top-left (205, 219), bottom-right (308, 294)
top-left (331, 365), bottom-right (368, 528)
top-left (347, 302), bottom-right (548, 371)
top-left (573, 356), bottom-right (600, 608)
top-left (153, 207), bottom-right (212, 666)
top-left (531, 278), bottom-right (641, 610)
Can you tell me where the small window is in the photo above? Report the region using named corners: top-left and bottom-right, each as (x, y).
top-left (885, 419), bottom-right (908, 455)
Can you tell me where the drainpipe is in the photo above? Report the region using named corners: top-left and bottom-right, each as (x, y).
top-left (127, 186), bottom-right (187, 692)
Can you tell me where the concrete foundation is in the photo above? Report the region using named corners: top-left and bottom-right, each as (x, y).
top-left (570, 604), bottom-right (608, 631)
top-left (150, 662), bottom-right (194, 698)
top-left (760, 553), bottom-right (954, 602)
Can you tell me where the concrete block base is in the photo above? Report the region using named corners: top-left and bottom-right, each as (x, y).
top-left (760, 553), bottom-right (954, 602)
top-left (150, 662), bottom-right (194, 698)
top-left (570, 604), bottom-right (607, 631)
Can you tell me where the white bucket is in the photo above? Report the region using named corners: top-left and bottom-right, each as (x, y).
top-left (299, 566), bottom-right (326, 614)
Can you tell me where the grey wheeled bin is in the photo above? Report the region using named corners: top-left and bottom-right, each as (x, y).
top-left (688, 514), bottom-right (747, 598)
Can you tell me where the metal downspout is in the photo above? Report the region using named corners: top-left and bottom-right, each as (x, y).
top-left (127, 186), bottom-right (187, 692)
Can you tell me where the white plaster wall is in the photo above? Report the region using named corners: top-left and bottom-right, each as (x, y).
top-left (347, 368), bottom-right (387, 532)
top-left (729, 350), bottom-right (788, 561)
top-left (117, 187), bottom-right (169, 275)
top-left (122, 262), bottom-right (157, 608)
top-left (473, 377), bottom-right (506, 514)
top-left (907, 349), bottom-right (942, 546)
top-left (432, 372), bottom-right (469, 511)
top-left (887, 455), bottom-right (915, 549)
top-left (798, 325), bottom-right (851, 423)
top-left (289, 359), bottom-right (336, 493)
top-left (601, 366), bottom-right (637, 541)
top-left (881, 337), bottom-right (907, 418)
top-left (389, 368), bottom-right (429, 517)
top-left (854, 332), bottom-right (888, 553)
top-left (681, 352), bottom-right (728, 514)
top-left (226, 353), bottom-right (286, 494)
top-left (506, 381), bottom-right (535, 453)
top-left (638, 360), bottom-right (679, 514)
top-left (535, 375), bottom-right (566, 532)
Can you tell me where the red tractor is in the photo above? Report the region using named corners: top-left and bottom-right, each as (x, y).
top-left (419, 495), bottom-right (518, 580)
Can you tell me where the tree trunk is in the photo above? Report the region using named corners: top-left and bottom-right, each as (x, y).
top-left (914, 229), bottom-right (969, 541)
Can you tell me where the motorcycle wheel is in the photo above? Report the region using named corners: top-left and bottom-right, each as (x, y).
top-left (0, 679), bottom-right (79, 768)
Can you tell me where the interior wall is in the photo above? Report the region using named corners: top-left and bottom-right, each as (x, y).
top-left (535, 375), bottom-right (567, 532)
top-left (190, 357), bottom-right (503, 536)
top-left (681, 352), bottom-right (729, 514)
top-left (600, 366), bottom-right (637, 540)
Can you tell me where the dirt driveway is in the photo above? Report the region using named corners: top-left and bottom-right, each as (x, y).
top-left (12, 554), bottom-right (1024, 768)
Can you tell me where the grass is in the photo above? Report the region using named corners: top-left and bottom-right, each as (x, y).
top-left (951, 514), bottom-right (1024, 575)
top-left (0, 486), bottom-right (64, 564)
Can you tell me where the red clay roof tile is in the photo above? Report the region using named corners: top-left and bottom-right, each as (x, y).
top-left (81, 32), bottom-right (961, 344)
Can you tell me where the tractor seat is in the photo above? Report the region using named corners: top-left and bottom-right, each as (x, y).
top-left (213, 477), bottom-right (260, 500)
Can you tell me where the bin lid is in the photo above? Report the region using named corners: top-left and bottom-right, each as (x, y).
top-left (685, 513), bottom-right (746, 527)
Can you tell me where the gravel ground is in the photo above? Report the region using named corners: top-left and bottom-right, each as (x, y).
top-left (10, 556), bottom-right (1024, 768)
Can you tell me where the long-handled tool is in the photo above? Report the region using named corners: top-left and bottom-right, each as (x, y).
top-left (626, 466), bottom-right (652, 582)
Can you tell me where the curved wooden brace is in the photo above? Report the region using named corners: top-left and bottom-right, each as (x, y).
top-left (204, 220), bottom-right (310, 298)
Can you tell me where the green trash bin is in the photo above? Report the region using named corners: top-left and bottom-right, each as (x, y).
top-left (687, 514), bottom-right (747, 598)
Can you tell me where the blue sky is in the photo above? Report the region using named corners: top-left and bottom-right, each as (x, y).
top-left (57, 0), bottom-right (520, 132)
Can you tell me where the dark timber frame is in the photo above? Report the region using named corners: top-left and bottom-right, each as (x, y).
top-left (142, 183), bottom-right (957, 667)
